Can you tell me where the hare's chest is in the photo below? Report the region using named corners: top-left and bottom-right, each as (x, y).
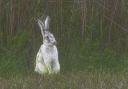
top-left (41, 45), bottom-right (58, 60)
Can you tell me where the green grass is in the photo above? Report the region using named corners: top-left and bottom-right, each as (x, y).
top-left (0, 71), bottom-right (128, 89)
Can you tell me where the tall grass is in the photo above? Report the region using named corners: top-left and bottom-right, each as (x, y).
top-left (0, 71), bottom-right (128, 89)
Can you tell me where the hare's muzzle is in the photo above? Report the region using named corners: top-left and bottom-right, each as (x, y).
top-left (53, 41), bottom-right (57, 45)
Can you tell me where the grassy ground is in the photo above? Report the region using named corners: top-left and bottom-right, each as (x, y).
top-left (0, 71), bottom-right (128, 89)
top-left (0, 45), bottom-right (128, 89)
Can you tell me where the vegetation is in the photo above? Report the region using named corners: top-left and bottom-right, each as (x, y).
top-left (0, 72), bottom-right (128, 89)
top-left (0, 0), bottom-right (128, 88)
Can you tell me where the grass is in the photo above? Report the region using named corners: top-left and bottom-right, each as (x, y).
top-left (0, 71), bottom-right (128, 89)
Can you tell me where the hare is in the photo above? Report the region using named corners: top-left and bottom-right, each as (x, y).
top-left (35, 16), bottom-right (60, 74)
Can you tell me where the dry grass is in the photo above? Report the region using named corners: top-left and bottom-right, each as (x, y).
top-left (0, 71), bottom-right (128, 89)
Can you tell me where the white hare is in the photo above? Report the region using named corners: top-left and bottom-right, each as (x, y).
top-left (35, 16), bottom-right (60, 74)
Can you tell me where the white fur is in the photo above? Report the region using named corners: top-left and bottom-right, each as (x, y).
top-left (35, 16), bottom-right (60, 75)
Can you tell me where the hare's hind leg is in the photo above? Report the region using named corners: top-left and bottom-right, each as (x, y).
top-left (45, 59), bottom-right (60, 74)
top-left (51, 60), bottom-right (60, 74)
top-left (35, 62), bottom-right (48, 74)
top-left (35, 48), bottom-right (48, 74)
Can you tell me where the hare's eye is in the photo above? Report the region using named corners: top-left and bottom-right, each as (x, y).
top-left (46, 36), bottom-right (48, 38)
top-left (46, 36), bottom-right (50, 41)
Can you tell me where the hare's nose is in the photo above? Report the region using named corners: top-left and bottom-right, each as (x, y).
top-left (53, 41), bottom-right (57, 45)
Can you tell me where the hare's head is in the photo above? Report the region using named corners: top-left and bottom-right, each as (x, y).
top-left (37, 16), bottom-right (57, 46)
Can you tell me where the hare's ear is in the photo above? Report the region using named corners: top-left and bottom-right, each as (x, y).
top-left (37, 19), bottom-right (45, 37)
top-left (44, 16), bottom-right (50, 30)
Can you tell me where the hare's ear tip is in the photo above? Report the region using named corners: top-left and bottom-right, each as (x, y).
top-left (35, 18), bottom-right (39, 21)
top-left (36, 19), bottom-right (40, 24)
top-left (46, 15), bottom-right (49, 17)
top-left (46, 16), bottom-right (50, 19)
top-left (36, 19), bottom-right (42, 23)
top-left (36, 18), bottom-right (39, 20)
